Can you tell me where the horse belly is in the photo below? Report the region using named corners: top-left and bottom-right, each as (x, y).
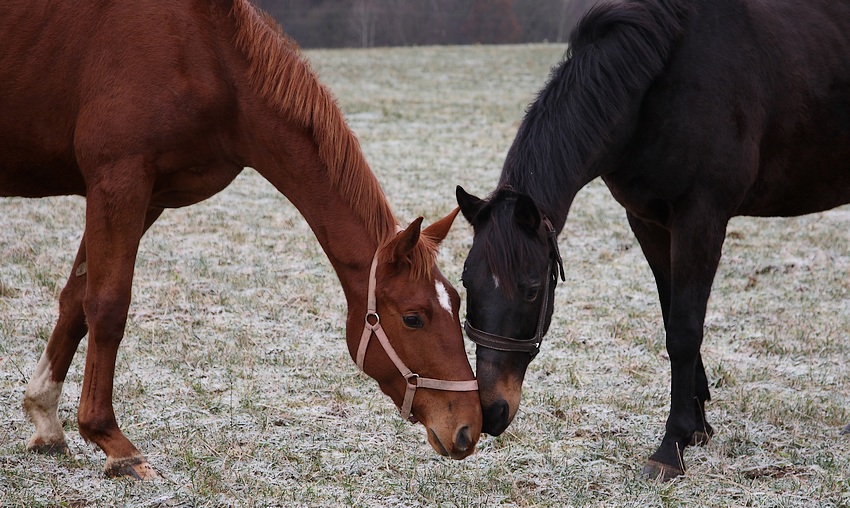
top-left (740, 156), bottom-right (850, 217)
top-left (624, 0), bottom-right (850, 220)
top-left (0, 88), bottom-right (85, 198)
top-left (0, 164), bottom-right (86, 198)
top-left (1, 0), bottom-right (238, 201)
top-left (741, 89), bottom-right (850, 216)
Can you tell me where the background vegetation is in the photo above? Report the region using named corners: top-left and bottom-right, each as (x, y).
top-left (254, 0), bottom-right (599, 48)
top-left (1, 43), bottom-right (849, 507)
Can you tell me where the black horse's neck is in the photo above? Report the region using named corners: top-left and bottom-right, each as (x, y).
top-left (497, 0), bottom-right (690, 232)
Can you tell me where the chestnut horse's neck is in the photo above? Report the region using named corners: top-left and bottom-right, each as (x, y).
top-left (227, 0), bottom-right (399, 305)
top-left (247, 124), bottom-right (392, 305)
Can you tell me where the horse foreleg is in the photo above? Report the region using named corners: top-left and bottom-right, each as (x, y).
top-left (638, 210), bottom-right (726, 481)
top-left (627, 213), bottom-right (714, 451)
top-left (75, 171), bottom-right (157, 479)
top-left (691, 354), bottom-right (714, 446)
top-left (24, 238), bottom-right (90, 455)
top-left (25, 206), bottom-right (164, 467)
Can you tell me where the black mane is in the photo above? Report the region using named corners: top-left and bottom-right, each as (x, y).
top-left (497, 0), bottom-right (690, 220)
top-left (481, 0), bottom-right (690, 288)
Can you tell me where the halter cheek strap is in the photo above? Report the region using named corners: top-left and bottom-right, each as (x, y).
top-left (464, 261), bottom-right (554, 357)
top-left (355, 250), bottom-right (478, 422)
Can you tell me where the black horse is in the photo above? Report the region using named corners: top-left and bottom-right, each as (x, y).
top-left (457, 0), bottom-right (850, 480)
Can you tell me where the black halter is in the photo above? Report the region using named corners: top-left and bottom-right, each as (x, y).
top-left (464, 216), bottom-right (565, 358)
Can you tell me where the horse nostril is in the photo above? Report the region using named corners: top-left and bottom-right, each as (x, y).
top-left (455, 425), bottom-right (471, 451)
top-left (482, 400), bottom-right (510, 436)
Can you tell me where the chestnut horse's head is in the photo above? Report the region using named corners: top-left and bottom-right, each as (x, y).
top-left (348, 208), bottom-right (481, 459)
top-left (456, 186), bottom-right (564, 436)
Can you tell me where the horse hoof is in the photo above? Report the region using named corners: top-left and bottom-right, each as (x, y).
top-left (641, 460), bottom-right (684, 482)
top-left (27, 440), bottom-right (70, 456)
top-left (690, 429), bottom-right (713, 446)
top-left (105, 456), bottom-right (158, 480)
top-left (841, 424), bottom-right (850, 435)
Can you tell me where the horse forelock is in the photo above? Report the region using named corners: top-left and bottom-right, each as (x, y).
top-left (378, 233), bottom-right (438, 282)
top-left (477, 190), bottom-right (544, 297)
top-left (230, 0), bottom-right (396, 247)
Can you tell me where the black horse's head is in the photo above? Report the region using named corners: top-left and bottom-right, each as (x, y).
top-left (456, 186), bottom-right (564, 435)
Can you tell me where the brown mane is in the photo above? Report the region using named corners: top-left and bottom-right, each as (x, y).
top-left (230, 0), bottom-right (435, 278)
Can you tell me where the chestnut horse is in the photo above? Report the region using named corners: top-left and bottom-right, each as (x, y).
top-left (1, 0), bottom-right (480, 479)
top-left (457, 0), bottom-right (850, 480)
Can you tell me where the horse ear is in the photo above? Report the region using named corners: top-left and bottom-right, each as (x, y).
top-left (513, 193), bottom-right (541, 235)
top-left (456, 186), bottom-right (484, 224)
top-left (393, 216), bottom-right (423, 259)
top-left (422, 207), bottom-right (459, 246)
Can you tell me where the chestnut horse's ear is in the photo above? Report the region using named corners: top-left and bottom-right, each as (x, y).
top-left (393, 216), bottom-right (423, 259)
top-left (456, 186), bottom-right (484, 224)
top-left (514, 193), bottom-right (541, 235)
top-left (422, 207), bottom-right (459, 246)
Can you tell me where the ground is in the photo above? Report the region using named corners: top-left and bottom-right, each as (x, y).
top-left (1, 43), bottom-right (848, 507)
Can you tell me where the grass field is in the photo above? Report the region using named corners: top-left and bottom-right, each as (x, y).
top-left (1, 43), bottom-right (849, 507)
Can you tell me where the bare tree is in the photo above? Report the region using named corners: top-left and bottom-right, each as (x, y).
top-left (555, 0), bottom-right (571, 42)
top-left (465, 0), bottom-right (521, 44)
top-left (351, 0), bottom-right (379, 47)
top-left (254, 0), bottom-right (604, 48)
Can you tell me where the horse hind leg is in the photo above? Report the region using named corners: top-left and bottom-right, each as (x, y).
top-left (24, 239), bottom-right (89, 455)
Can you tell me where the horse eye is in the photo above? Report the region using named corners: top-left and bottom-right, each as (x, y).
top-left (523, 287), bottom-right (540, 302)
top-left (403, 315), bottom-right (424, 329)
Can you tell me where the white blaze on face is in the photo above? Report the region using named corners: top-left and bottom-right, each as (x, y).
top-left (492, 274), bottom-right (500, 289)
top-left (435, 280), bottom-right (453, 319)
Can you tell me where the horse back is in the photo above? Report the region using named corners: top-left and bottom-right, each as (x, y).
top-left (0, 0), bottom-right (242, 201)
top-left (615, 0), bottom-right (850, 219)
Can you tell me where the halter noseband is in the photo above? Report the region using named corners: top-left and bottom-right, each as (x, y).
top-left (355, 248), bottom-right (478, 423)
top-left (464, 216), bottom-right (565, 358)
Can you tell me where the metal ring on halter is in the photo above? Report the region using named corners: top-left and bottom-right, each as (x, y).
top-left (365, 312), bottom-right (379, 326)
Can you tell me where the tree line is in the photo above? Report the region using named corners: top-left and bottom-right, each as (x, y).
top-left (254, 0), bottom-right (598, 48)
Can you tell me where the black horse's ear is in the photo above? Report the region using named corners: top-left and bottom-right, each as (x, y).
top-left (456, 186), bottom-right (484, 224)
top-left (513, 193), bottom-right (541, 235)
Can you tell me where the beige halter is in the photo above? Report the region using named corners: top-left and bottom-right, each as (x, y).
top-left (356, 249), bottom-right (478, 422)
